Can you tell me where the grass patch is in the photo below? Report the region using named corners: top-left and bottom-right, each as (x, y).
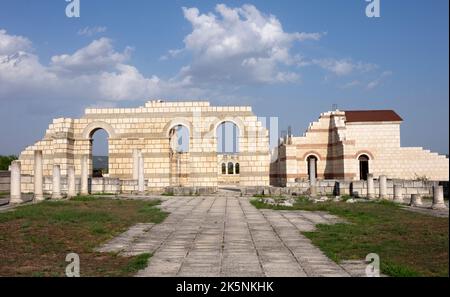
top-left (0, 192), bottom-right (9, 198)
top-left (121, 253), bottom-right (152, 274)
top-left (0, 196), bottom-right (168, 276)
top-left (161, 192), bottom-right (174, 196)
top-left (251, 198), bottom-right (449, 277)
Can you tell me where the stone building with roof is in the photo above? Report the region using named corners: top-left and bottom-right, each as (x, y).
top-left (270, 110), bottom-right (449, 187)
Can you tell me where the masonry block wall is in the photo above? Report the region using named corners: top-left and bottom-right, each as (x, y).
top-left (19, 100), bottom-right (270, 193)
top-left (271, 110), bottom-right (449, 186)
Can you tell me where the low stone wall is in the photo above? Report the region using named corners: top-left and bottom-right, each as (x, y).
top-left (22, 177), bottom-right (219, 196)
top-left (164, 186), bottom-right (218, 196)
top-left (21, 176), bottom-right (122, 195)
top-left (344, 179), bottom-right (443, 199)
top-left (241, 179), bottom-right (449, 199)
top-left (0, 171), bottom-right (10, 193)
top-left (90, 178), bottom-right (121, 194)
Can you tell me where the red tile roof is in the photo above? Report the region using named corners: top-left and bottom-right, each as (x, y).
top-left (344, 110), bottom-right (403, 123)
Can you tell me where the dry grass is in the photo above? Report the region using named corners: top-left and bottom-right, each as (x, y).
top-left (0, 196), bottom-right (167, 276)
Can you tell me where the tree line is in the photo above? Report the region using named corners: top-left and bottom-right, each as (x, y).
top-left (0, 155), bottom-right (18, 170)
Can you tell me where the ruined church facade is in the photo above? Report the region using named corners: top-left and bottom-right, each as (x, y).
top-left (17, 101), bottom-right (449, 195)
top-left (18, 100), bottom-right (270, 193)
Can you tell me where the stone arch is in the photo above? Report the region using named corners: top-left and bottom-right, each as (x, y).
top-left (355, 150), bottom-right (374, 160)
top-left (163, 118), bottom-right (193, 138)
top-left (82, 121), bottom-right (116, 139)
top-left (210, 117), bottom-right (245, 138)
top-left (302, 151), bottom-right (322, 161)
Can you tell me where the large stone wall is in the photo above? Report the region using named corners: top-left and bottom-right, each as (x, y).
top-left (271, 110), bottom-right (449, 185)
top-left (19, 100), bottom-right (270, 193)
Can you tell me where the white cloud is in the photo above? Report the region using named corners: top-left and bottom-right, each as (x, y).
top-left (0, 30), bottom-right (188, 104)
top-left (0, 29), bottom-right (32, 55)
top-left (77, 26), bottom-right (107, 37)
top-left (0, 4), bottom-right (391, 108)
top-left (168, 4), bottom-right (323, 84)
top-left (313, 58), bottom-right (378, 76)
top-left (50, 38), bottom-right (132, 75)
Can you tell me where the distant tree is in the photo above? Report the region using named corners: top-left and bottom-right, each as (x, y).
top-left (0, 155), bottom-right (18, 170)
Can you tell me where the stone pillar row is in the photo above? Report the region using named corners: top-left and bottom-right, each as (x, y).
top-left (366, 176), bottom-right (447, 210)
top-left (9, 153), bottom-right (91, 204)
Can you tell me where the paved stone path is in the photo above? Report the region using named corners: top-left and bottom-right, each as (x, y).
top-left (98, 195), bottom-right (362, 277)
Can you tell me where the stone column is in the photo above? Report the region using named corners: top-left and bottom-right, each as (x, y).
top-left (432, 186), bottom-right (447, 210)
top-left (309, 158), bottom-right (317, 197)
top-left (379, 175), bottom-right (387, 200)
top-left (67, 165), bottom-right (76, 198)
top-left (393, 185), bottom-right (403, 203)
top-left (133, 149), bottom-right (139, 180)
top-left (309, 158), bottom-right (317, 185)
top-left (10, 160), bottom-right (22, 204)
top-left (138, 152), bottom-right (145, 193)
top-left (34, 150), bottom-right (44, 201)
top-left (367, 174), bottom-right (375, 200)
top-left (52, 165), bottom-right (62, 199)
top-left (410, 194), bottom-right (422, 207)
top-left (80, 155), bottom-right (89, 195)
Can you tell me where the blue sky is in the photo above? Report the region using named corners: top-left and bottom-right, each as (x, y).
top-left (0, 0), bottom-right (448, 155)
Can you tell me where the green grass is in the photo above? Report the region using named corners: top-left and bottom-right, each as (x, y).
top-left (0, 192), bottom-right (9, 198)
top-left (161, 192), bottom-right (174, 196)
top-left (251, 198), bottom-right (449, 277)
top-left (121, 253), bottom-right (152, 274)
top-left (0, 196), bottom-right (168, 276)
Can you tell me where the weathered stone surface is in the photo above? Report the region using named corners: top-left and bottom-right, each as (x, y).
top-left (410, 194), bottom-right (423, 207)
top-left (432, 185), bottom-right (447, 210)
top-left (97, 195), bottom-right (354, 277)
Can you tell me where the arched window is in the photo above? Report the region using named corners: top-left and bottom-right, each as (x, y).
top-left (217, 122), bottom-right (240, 153)
top-left (90, 128), bottom-right (109, 177)
top-left (228, 162), bottom-right (234, 175)
top-left (169, 125), bottom-right (189, 153)
top-left (235, 163), bottom-right (240, 174)
top-left (358, 155), bottom-right (370, 181)
top-left (221, 163), bottom-right (226, 174)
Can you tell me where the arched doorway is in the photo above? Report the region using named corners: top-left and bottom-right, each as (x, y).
top-left (90, 128), bottom-right (109, 177)
top-left (169, 125), bottom-right (190, 186)
top-left (307, 155), bottom-right (318, 181)
top-left (217, 121), bottom-right (240, 154)
top-left (358, 155), bottom-right (370, 180)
